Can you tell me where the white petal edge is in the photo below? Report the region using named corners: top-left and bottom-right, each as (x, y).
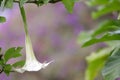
top-left (13, 60), bottom-right (53, 73)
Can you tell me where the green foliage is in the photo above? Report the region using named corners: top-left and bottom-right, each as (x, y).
top-left (12, 60), bottom-right (25, 68)
top-left (102, 48), bottom-right (120, 80)
top-left (62, 0), bottom-right (75, 13)
top-left (5, 0), bottom-right (13, 8)
top-left (86, 0), bottom-right (108, 6)
top-left (1, 0), bottom-right (14, 9)
top-left (87, 0), bottom-right (120, 19)
top-left (82, 31), bottom-right (120, 47)
top-left (77, 31), bottom-right (92, 46)
top-left (78, 19), bottom-right (120, 47)
top-left (0, 47), bottom-right (24, 76)
top-left (43, 0), bottom-right (50, 4)
top-left (78, 0), bottom-right (120, 80)
top-left (4, 47), bottom-right (22, 63)
top-left (92, 1), bottom-right (120, 19)
top-left (85, 48), bottom-right (111, 80)
top-left (0, 16), bottom-right (6, 23)
top-left (3, 64), bottom-right (12, 76)
top-left (92, 20), bottom-right (120, 37)
top-left (79, 27), bottom-right (120, 80)
top-left (78, 20), bottom-right (120, 47)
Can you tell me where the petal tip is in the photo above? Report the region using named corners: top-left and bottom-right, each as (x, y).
top-left (42, 60), bottom-right (54, 68)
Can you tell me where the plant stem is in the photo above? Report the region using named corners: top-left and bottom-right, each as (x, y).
top-left (14, 0), bottom-right (61, 4)
top-left (19, 3), bottom-right (28, 35)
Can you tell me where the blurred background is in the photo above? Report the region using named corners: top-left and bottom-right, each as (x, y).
top-left (0, 1), bottom-right (100, 80)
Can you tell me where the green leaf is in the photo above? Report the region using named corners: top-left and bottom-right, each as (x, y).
top-left (0, 16), bottom-right (6, 23)
top-left (77, 31), bottom-right (92, 45)
top-left (12, 60), bottom-right (25, 68)
top-left (4, 47), bottom-right (22, 63)
top-left (0, 59), bottom-right (4, 65)
top-left (92, 20), bottom-right (120, 37)
top-left (85, 48), bottom-right (111, 80)
top-left (86, 0), bottom-right (109, 6)
top-left (3, 64), bottom-right (12, 76)
top-left (102, 48), bottom-right (120, 80)
top-left (5, 0), bottom-right (13, 8)
top-left (92, 1), bottom-right (120, 19)
top-left (82, 31), bottom-right (120, 47)
top-left (43, 0), bottom-right (50, 4)
top-left (62, 0), bottom-right (75, 13)
top-left (106, 41), bottom-right (120, 48)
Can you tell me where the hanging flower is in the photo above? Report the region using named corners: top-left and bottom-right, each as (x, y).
top-left (13, 35), bottom-right (53, 73)
top-left (13, 5), bottom-right (53, 73)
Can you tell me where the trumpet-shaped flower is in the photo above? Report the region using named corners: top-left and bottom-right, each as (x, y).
top-left (13, 6), bottom-right (53, 73)
top-left (13, 35), bottom-right (53, 73)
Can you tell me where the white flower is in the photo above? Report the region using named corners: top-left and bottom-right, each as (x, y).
top-left (13, 35), bottom-right (53, 73)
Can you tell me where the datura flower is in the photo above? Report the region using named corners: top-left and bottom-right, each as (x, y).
top-left (13, 35), bottom-right (53, 73)
top-left (13, 5), bottom-right (53, 73)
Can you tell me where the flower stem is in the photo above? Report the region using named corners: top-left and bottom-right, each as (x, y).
top-left (19, 4), bottom-right (28, 35)
top-left (19, 3), bottom-right (36, 60)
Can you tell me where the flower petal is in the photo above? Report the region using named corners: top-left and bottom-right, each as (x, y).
top-left (13, 60), bottom-right (53, 73)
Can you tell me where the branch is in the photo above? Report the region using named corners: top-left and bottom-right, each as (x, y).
top-left (14, 0), bottom-right (62, 4)
top-left (49, 0), bottom-right (62, 3)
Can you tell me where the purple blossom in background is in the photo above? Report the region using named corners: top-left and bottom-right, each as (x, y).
top-left (66, 14), bottom-right (83, 35)
top-left (51, 3), bottom-right (84, 37)
top-left (50, 33), bottom-right (62, 48)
